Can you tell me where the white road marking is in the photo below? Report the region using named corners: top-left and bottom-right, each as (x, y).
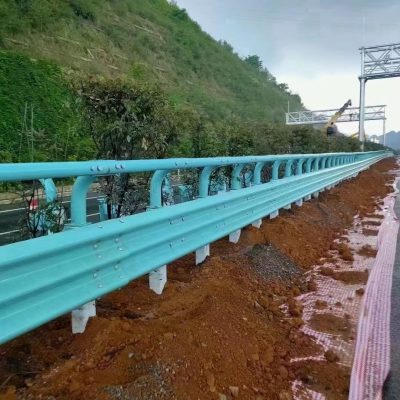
top-left (0, 197), bottom-right (98, 214)
top-left (0, 230), bottom-right (19, 236)
top-left (0, 213), bottom-right (100, 237)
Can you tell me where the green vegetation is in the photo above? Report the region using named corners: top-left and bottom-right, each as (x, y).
top-left (0, 0), bottom-right (304, 121)
top-left (0, 51), bottom-right (95, 163)
top-left (0, 0), bottom-right (385, 167)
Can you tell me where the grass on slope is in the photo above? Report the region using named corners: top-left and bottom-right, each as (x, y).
top-left (0, 0), bottom-right (304, 122)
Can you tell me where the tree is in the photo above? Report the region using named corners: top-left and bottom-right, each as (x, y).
top-left (245, 55), bottom-right (263, 70)
top-left (78, 78), bottom-right (179, 218)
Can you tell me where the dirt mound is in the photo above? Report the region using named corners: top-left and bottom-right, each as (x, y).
top-left (309, 313), bottom-right (352, 340)
top-left (358, 244), bottom-right (378, 258)
top-left (362, 228), bottom-right (379, 236)
top-left (332, 271), bottom-right (369, 285)
top-left (0, 158), bottom-right (395, 400)
top-left (259, 159), bottom-right (394, 269)
top-left (294, 360), bottom-right (350, 400)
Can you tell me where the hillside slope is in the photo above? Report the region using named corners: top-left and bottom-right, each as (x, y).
top-left (0, 0), bottom-right (304, 122)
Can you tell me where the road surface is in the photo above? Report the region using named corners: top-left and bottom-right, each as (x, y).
top-left (384, 181), bottom-right (400, 398)
top-left (0, 192), bottom-right (100, 246)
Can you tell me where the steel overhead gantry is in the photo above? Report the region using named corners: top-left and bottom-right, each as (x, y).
top-left (286, 104), bottom-right (386, 126)
top-left (359, 42), bottom-right (400, 149)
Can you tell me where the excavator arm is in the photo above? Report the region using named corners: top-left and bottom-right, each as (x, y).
top-left (324, 99), bottom-right (352, 130)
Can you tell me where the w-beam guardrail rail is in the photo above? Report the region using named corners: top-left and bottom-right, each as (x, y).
top-left (0, 150), bottom-right (392, 344)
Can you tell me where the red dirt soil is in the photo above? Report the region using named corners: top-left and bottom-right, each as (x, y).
top-left (0, 158), bottom-right (395, 400)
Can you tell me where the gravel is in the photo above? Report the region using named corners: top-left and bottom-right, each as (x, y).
top-left (244, 243), bottom-right (303, 281)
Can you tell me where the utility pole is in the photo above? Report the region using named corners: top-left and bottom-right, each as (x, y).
top-left (359, 46), bottom-right (366, 152)
top-left (383, 118), bottom-right (386, 147)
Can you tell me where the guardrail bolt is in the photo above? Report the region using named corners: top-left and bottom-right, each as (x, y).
top-left (118, 247), bottom-right (123, 251)
top-left (114, 265), bottom-right (119, 270)
top-left (98, 284), bottom-right (103, 289)
top-left (97, 166), bottom-right (103, 172)
top-left (93, 273), bottom-right (98, 278)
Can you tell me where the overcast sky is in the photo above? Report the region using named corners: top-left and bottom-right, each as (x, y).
top-left (176, 0), bottom-right (400, 135)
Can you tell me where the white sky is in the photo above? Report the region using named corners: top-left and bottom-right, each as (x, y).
top-left (176, 0), bottom-right (400, 135)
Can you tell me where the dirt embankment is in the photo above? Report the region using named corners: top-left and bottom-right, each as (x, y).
top-left (0, 158), bottom-right (395, 400)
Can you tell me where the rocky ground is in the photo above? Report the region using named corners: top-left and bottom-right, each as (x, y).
top-left (0, 158), bottom-right (396, 400)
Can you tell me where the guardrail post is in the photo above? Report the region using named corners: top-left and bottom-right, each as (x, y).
top-left (38, 178), bottom-right (66, 234)
top-left (326, 157), bottom-right (332, 168)
top-left (64, 176), bottom-right (97, 333)
top-left (229, 164), bottom-right (246, 243)
top-left (231, 164), bottom-right (246, 190)
top-left (306, 158), bottom-right (314, 173)
top-left (252, 162), bottom-right (266, 227)
top-left (282, 160), bottom-right (295, 209)
top-left (284, 160), bottom-right (295, 177)
top-left (313, 158), bottom-right (321, 171)
top-left (199, 166), bottom-right (216, 198)
top-left (272, 160), bottom-right (282, 180)
top-left (270, 210), bottom-right (279, 219)
top-left (149, 170), bottom-right (170, 209)
top-left (195, 166), bottom-right (219, 264)
top-left (253, 162), bottom-right (266, 185)
top-left (296, 159), bottom-right (306, 175)
top-left (68, 176), bottom-right (96, 228)
top-left (148, 169), bottom-right (170, 293)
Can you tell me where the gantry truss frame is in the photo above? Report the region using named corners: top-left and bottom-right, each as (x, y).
top-left (286, 105), bottom-right (386, 125)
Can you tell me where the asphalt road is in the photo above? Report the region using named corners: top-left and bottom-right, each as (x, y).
top-left (0, 192), bottom-right (100, 246)
top-left (383, 181), bottom-right (400, 398)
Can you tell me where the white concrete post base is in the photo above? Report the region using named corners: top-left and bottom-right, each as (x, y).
top-left (71, 301), bottom-right (96, 334)
top-left (295, 199), bottom-right (303, 207)
top-left (283, 204), bottom-right (291, 210)
top-left (304, 194), bottom-right (312, 201)
top-left (252, 219), bottom-right (262, 228)
top-left (312, 191), bottom-right (319, 199)
top-left (229, 229), bottom-right (241, 244)
top-left (270, 210), bottom-right (279, 219)
top-left (196, 244), bottom-right (210, 265)
top-left (149, 265), bottom-right (167, 295)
